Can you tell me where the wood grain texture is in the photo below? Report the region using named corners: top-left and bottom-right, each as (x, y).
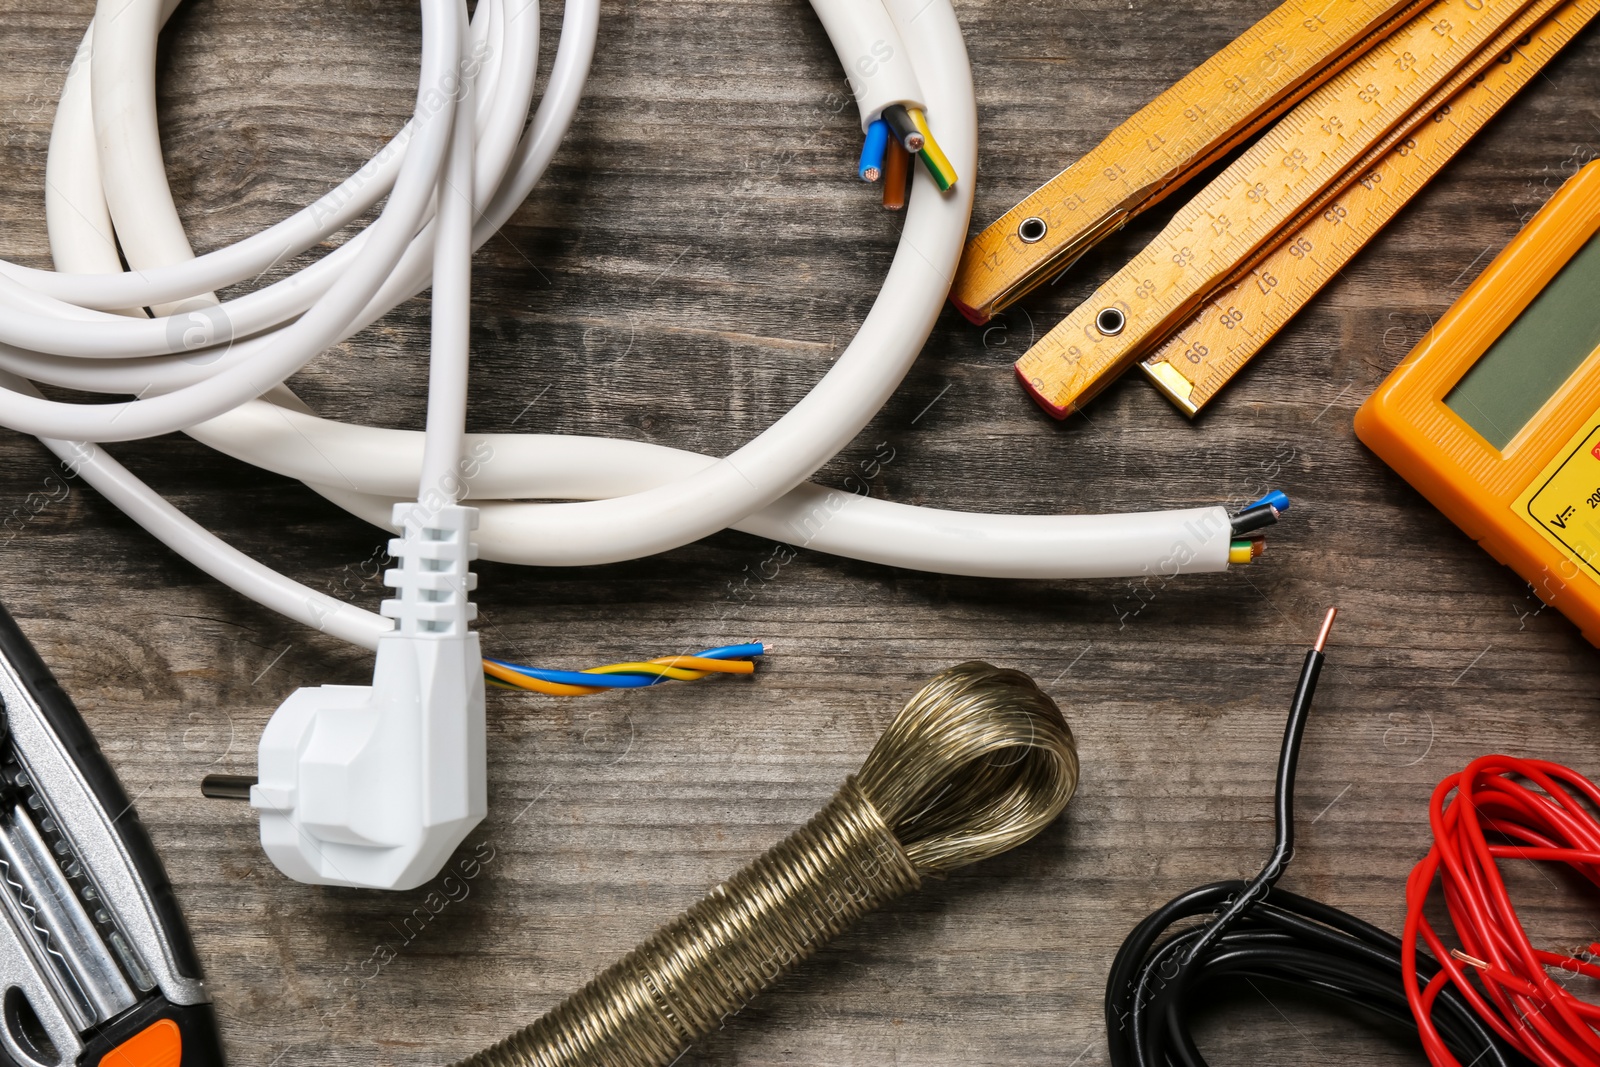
top-left (0, 1), bottom-right (1598, 1064)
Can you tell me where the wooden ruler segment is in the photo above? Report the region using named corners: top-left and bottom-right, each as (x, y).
top-left (1012, 0), bottom-right (1542, 420)
top-left (1142, 0), bottom-right (1599, 415)
top-left (949, 0), bottom-right (1427, 323)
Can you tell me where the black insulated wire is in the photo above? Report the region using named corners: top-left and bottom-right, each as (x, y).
top-left (882, 104), bottom-right (924, 151)
top-left (1228, 503), bottom-right (1280, 536)
top-left (1101, 611), bottom-right (1532, 1067)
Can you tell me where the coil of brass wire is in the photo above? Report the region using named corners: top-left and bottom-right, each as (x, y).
top-left (454, 661), bottom-right (1081, 1067)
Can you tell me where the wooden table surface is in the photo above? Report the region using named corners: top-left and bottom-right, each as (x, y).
top-left (3, 1), bottom-right (1600, 1064)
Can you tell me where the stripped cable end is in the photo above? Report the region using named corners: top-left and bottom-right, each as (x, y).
top-left (1313, 607), bottom-right (1337, 653)
top-left (858, 119), bottom-right (890, 183)
top-left (882, 139), bottom-right (910, 211)
top-left (1231, 489), bottom-right (1290, 537)
top-left (485, 642), bottom-right (766, 697)
top-left (909, 109), bottom-right (957, 190)
top-left (1250, 490), bottom-right (1292, 513)
top-left (882, 104), bottom-right (925, 152)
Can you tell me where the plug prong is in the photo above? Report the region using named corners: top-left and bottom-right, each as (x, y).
top-left (200, 774), bottom-right (257, 801)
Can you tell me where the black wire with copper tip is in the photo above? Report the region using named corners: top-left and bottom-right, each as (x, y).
top-left (881, 104), bottom-right (924, 152)
top-left (1104, 610), bottom-right (1529, 1067)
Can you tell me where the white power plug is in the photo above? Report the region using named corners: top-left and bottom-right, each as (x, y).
top-left (251, 503), bottom-right (486, 890)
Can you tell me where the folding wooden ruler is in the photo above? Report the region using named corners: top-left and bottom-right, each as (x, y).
top-left (951, 0), bottom-right (1429, 323)
top-left (955, 0), bottom-right (1599, 419)
top-left (1142, 0), bottom-right (1600, 414)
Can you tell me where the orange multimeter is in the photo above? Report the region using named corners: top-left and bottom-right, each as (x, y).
top-left (1356, 159), bottom-right (1600, 645)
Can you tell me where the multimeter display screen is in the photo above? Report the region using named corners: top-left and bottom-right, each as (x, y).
top-left (1445, 230), bottom-right (1600, 450)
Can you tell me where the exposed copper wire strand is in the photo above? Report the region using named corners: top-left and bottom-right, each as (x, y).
top-left (1314, 607), bottom-right (1338, 653)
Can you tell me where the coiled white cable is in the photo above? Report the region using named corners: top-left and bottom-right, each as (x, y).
top-left (3, 0), bottom-right (1238, 651)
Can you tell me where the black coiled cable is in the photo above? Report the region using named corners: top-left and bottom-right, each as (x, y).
top-left (1102, 611), bottom-right (1531, 1067)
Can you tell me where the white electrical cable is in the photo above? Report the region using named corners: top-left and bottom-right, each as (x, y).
top-left (809, 0), bottom-right (925, 128)
top-left (418, 0), bottom-right (478, 505)
top-left (1, 0), bottom-right (1240, 650)
top-left (24, 417), bottom-right (390, 649)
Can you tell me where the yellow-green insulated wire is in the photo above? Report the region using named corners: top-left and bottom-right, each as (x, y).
top-left (908, 109), bottom-right (957, 191)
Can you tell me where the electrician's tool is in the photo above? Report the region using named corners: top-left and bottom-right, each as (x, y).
top-left (0, 602), bottom-right (222, 1067)
top-left (1357, 160), bottom-right (1600, 646)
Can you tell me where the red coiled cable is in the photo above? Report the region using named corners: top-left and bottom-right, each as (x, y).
top-left (1403, 756), bottom-right (1600, 1066)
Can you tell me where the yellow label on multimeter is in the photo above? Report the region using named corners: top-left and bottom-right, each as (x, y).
top-left (1515, 408), bottom-right (1600, 581)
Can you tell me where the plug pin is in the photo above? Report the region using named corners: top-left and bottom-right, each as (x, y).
top-left (200, 774), bottom-right (256, 801)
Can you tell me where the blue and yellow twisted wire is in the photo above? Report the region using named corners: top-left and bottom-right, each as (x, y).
top-left (483, 643), bottom-right (765, 697)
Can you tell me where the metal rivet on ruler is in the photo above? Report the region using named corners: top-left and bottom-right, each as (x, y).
top-left (1017, 216), bottom-right (1047, 244)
